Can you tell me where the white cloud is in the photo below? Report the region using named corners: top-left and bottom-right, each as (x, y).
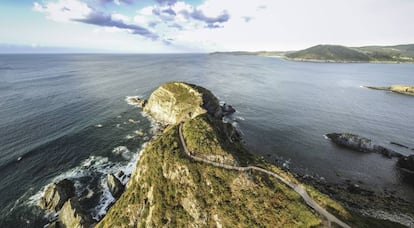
top-left (29, 0), bottom-right (414, 52)
top-left (33, 0), bottom-right (92, 22)
top-left (111, 13), bottom-right (130, 23)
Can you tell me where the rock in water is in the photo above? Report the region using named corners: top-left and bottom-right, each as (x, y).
top-left (398, 155), bottom-right (414, 172)
top-left (222, 103), bottom-right (236, 115)
top-left (128, 97), bottom-right (147, 108)
top-left (39, 179), bottom-right (75, 212)
top-left (326, 133), bottom-right (402, 158)
top-left (143, 82), bottom-right (222, 124)
top-left (107, 174), bottom-right (125, 199)
top-left (59, 198), bottom-right (92, 228)
top-left (326, 133), bottom-right (374, 152)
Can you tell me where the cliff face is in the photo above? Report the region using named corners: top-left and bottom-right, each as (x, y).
top-left (143, 82), bottom-right (222, 124)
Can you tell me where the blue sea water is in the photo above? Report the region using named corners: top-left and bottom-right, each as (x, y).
top-left (0, 54), bottom-right (413, 226)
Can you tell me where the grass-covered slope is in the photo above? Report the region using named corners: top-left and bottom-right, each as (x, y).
top-left (358, 44), bottom-right (414, 61)
top-left (286, 45), bottom-right (371, 62)
top-left (97, 115), bottom-right (326, 227)
top-left (97, 114), bottom-right (403, 227)
top-left (286, 44), bottom-right (414, 63)
top-left (97, 82), bottom-right (405, 227)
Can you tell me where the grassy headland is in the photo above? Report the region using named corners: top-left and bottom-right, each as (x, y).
top-left (96, 82), bottom-right (407, 227)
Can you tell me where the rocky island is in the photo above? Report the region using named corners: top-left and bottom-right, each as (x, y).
top-left (366, 85), bottom-right (414, 96)
top-left (325, 133), bottom-right (403, 158)
top-left (39, 82), bottom-right (410, 227)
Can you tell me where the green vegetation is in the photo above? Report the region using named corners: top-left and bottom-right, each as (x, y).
top-left (182, 114), bottom-right (254, 166)
top-left (286, 45), bottom-right (370, 62)
top-left (97, 116), bottom-right (325, 227)
top-left (97, 82), bottom-right (406, 227)
top-left (210, 44), bottom-right (414, 63)
top-left (286, 44), bottom-right (414, 62)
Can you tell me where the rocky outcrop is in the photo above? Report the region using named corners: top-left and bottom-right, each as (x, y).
top-left (326, 133), bottom-right (402, 158)
top-left (221, 103), bottom-right (236, 115)
top-left (366, 85), bottom-right (414, 96)
top-left (127, 97), bottom-right (147, 108)
top-left (39, 179), bottom-right (94, 228)
top-left (107, 174), bottom-right (125, 199)
top-left (397, 155), bottom-right (414, 172)
top-left (59, 198), bottom-right (92, 228)
top-left (39, 179), bottom-right (75, 212)
top-left (143, 82), bottom-right (222, 124)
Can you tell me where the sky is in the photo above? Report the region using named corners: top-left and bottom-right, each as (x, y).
top-left (0, 0), bottom-right (413, 53)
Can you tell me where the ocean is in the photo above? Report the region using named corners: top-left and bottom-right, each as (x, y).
top-left (0, 54), bottom-right (413, 227)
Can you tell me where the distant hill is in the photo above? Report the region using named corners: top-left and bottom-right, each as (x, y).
top-left (285, 45), bottom-right (370, 62)
top-left (211, 44), bottom-right (414, 63)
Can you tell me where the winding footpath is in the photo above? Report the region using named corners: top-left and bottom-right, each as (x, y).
top-left (178, 123), bottom-right (351, 228)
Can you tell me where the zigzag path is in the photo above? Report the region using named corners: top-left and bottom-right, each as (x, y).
top-left (178, 123), bottom-right (350, 228)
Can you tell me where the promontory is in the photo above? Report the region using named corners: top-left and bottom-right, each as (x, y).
top-left (93, 82), bottom-right (404, 227)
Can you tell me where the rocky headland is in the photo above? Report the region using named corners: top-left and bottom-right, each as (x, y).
top-left (39, 82), bottom-right (413, 227)
top-left (366, 85), bottom-right (414, 96)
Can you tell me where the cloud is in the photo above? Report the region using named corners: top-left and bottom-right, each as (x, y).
top-left (33, 0), bottom-right (158, 40)
top-left (98, 0), bottom-right (134, 5)
top-left (156, 0), bottom-right (177, 6)
top-left (135, 1), bottom-right (230, 31)
top-left (75, 12), bottom-right (159, 39)
top-left (33, 0), bottom-right (92, 22)
top-left (190, 9), bottom-right (229, 27)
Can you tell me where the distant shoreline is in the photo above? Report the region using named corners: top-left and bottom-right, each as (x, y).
top-left (210, 43), bottom-right (414, 64)
top-left (211, 53), bottom-right (414, 64)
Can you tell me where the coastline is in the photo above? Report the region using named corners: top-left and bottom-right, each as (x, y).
top-left (282, 57), bottom-right (414, 64)
top-left (365, 85), bottom-right (414, 96)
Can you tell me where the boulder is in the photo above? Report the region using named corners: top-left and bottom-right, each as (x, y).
top-left (39, 179), bottom-right (75, 212)
top-left (397, 155), bottom-right (414, 172)
top-left (59, 198), bottom-right (92, 228)
top-left (107, 174), bottom-right (125, 199)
